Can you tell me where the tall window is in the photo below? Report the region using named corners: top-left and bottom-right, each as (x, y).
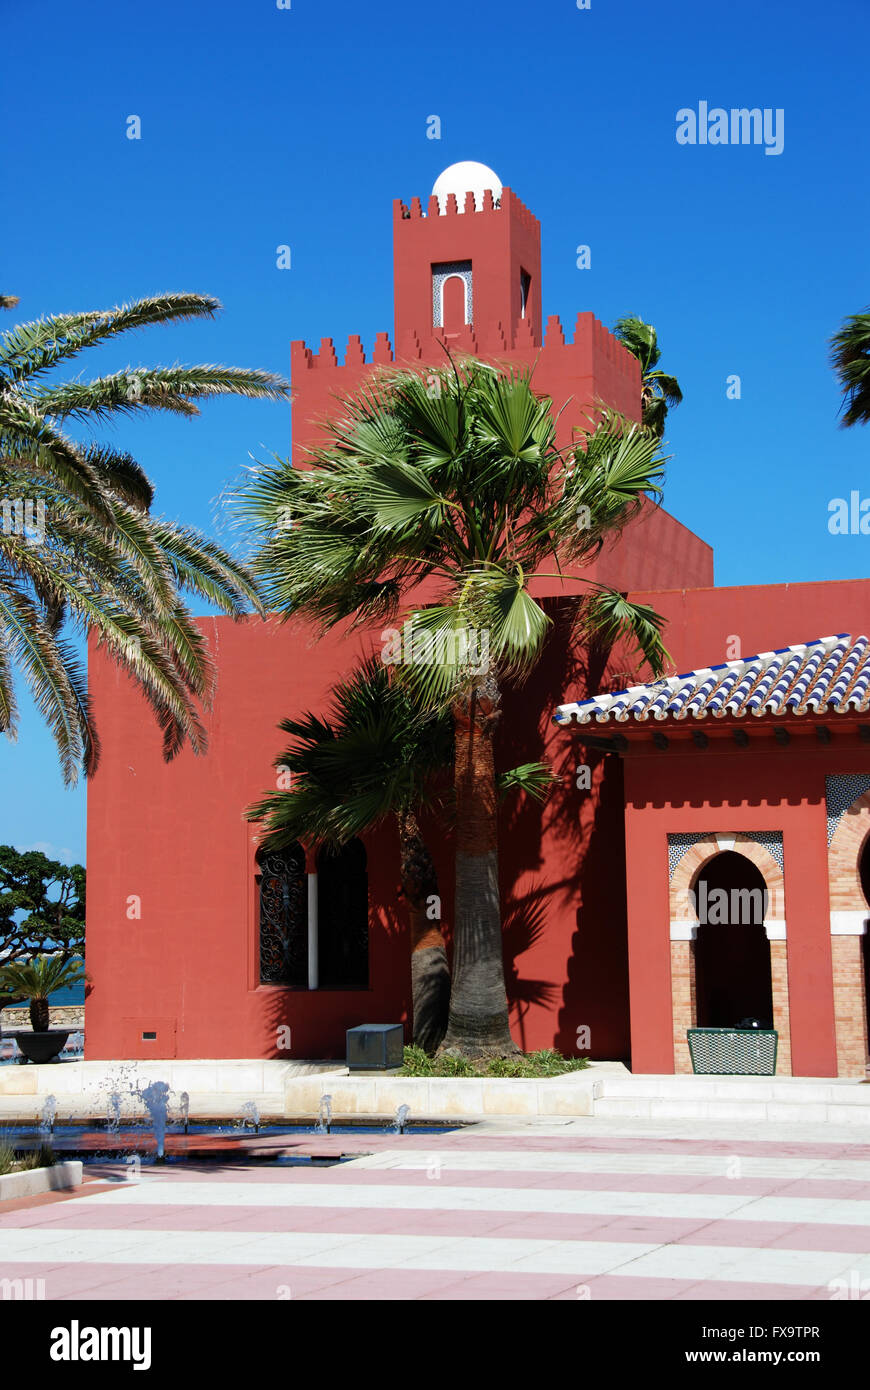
top-left (257, 842), bottom-right (307, 986)
top-left (316, 839), bottom-right (369, 990)
top-left (432, 261), bottom-right (473, 327)
top-left (520, 269), bottom-right (532, 319)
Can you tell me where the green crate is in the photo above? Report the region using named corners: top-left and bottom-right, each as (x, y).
top-left (687, 1027), bottom-right (778, 1076)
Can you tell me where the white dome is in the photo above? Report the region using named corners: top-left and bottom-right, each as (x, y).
top-left (432, 162), bottom-right (502, 213)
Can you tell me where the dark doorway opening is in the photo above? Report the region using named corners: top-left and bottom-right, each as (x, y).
top-left (693, 851), bottom-right (773, 1029)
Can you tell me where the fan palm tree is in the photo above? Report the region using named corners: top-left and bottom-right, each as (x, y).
top-left (0, 292), bottom-right (288, 782)
top-left (248, 656), bottom-right (453, 1050)
top-left (830, 308), bottom-right (870, 426)
top-left (612, 315), bottom-right (682, 437)
top-left (0, 953), bottom-right (86, 1032)
top-left (249, 656), bottom-right (554, 1050)
top-left (238, 360), bottom-right (668, 1057)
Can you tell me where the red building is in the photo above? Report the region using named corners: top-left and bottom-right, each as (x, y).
top-left (85, 164), bottom-right (870, 1076)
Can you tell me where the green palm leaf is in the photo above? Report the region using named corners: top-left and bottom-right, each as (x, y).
top-left (0, 292), bottom-right (289, 781)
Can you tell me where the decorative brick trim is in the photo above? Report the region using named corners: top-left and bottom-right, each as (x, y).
top-left (826, 786), bottom-right (870, 913)
top-left (769, 940), bottom-right (793, 1075)
top-left (669, 833), bottom-right (785, 921)
top-left (670, 939), bottom-right (696, 1073)
top-left (831, 935), bottom-right (870, 1077)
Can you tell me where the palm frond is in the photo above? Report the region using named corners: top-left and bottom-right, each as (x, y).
top-left (497, 761), bottom-right (558, 804)
top-left (830, 308), bottom-right (870, 427)
top-left (0, 293), bottom-right (221, 383)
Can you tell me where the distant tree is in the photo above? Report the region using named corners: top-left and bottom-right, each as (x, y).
top-left (0, 844), bottom-right (85, 967)
top-left (0, 953), bottom-right (87, 1030)
top-left (612, 315), bottom-right (683, 437)
top-left (830, 308), bottom-right (870, 427)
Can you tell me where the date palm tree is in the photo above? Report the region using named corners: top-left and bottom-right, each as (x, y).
top-left (612, 315), bottom-right (682, 437)
top-left (0, 292), bottom-right (288, 782)
top-left (830, 308), bottom-right (870, 426)
top-left (0, 953), bottom-right (87, 1032)
top-left (239, 361), bottom-right (668, 1057)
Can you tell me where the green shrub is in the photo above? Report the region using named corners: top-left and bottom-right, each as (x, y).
top-left (400, 1045), bottom-right (434, 1076)
top-left (525, 1049), bottom-right (589, 1077)
top-left (486, 1057), bottom-right (528, 1077)
top-left (17, 1145), bottom-right (56, 1171)
top-left (0, 1141), bottom-right (14, 1176)
top-left (434, 1054), bottom-right (476, 1077)
top-left (400, 1044), bottom-right (589, 1079)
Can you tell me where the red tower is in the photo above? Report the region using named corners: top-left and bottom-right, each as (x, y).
top-left (392, 183), bottom-right (542, 352)
top-left (291, 163), bottom-right (644, 462)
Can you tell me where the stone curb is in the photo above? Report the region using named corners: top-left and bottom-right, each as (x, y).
top-left (0, 1160), bottom-right (83, 1202)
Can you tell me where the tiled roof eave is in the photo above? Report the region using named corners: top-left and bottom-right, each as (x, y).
top-left (558, 707), bottom-right (870, 738)
top-left (553, 635), bottom-right (870, 731)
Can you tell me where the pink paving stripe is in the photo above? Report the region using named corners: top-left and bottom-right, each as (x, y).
top-left (7, 1200), bottom-right (870, 1253)
top-left (134, 1133), bottom-right (870, 1160)
top-left (0, 1260), bottom-right (827, 1302)
top-left (51, 1166), bottom-right (870, 1202)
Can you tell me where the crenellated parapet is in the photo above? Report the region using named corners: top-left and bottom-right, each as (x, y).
top-left (393, 185), bottom-right (538, 229)
top-left (290, 310), bottom-right (638, 376)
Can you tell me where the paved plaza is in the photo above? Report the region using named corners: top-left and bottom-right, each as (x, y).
top-left (1, 1118), bottom-right (869, 1300)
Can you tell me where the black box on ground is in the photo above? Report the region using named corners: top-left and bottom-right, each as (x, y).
top-left (346, 1023), bottom-right (404, 1071)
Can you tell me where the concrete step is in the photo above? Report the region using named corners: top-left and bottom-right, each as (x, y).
top-left (593, 1074), bottom-right (870, 1124)
top-left (598, 1075), bottom-right (870, 1105)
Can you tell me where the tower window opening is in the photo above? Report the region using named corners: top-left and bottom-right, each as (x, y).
top-left (432, 261), bottom-right (473, 328)
top-left (520, 269), bottom-right (532, 319)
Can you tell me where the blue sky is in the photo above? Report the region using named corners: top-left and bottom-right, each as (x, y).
top-left (2, 0), bottom-right (868, 864)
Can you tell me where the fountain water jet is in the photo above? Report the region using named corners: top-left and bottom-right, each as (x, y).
top-left (316, 1094), bottom-right (333, 1134)
top-left (240, 1101), bottom-right (260, 1134)
top-left (39, 1095), bottom-right (57, 1135)
top-left (106, 1092), bottom-right (122, 1133)
top-left (392, 1104), bottom-right (411, 1135)
top-left (137, 1080), bottom-right (171, 1161)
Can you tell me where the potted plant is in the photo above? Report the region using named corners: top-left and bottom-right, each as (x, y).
top-left (0, 955), bottom-right (87, 1063)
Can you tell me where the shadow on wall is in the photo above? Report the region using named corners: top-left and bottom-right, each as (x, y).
top-left (497, 600), bottom-right (634, 1062)
top-left (251, 818), bottom-right (408, 1061)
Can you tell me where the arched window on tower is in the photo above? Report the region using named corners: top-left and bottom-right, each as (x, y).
top-left (432, 260), bottom-right (473, 328)
top-left (316, 839), bottom-right (369, 990)
top-left (257, 842), bottom-right (308, 987)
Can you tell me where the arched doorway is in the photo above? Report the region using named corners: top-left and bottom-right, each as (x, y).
top-left (693, 851), bottom-right (774, 1028)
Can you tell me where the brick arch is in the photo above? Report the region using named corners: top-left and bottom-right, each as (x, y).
top-left (826, 789), bottom-right (870, 1078)
top-left (670, 835), bottom-right (784, 923)
top-left (828, 789), bottom-right (870, 913)
top-left (667, 833), bottom-right (791, 1076)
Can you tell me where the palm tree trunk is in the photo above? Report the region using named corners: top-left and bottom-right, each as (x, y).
top-left (438, 672), bottom-right (518, 1059)
top-left (397, 810), bottom-right (449, 1052)
top-left (30, 997), bottom-right (50, 1032)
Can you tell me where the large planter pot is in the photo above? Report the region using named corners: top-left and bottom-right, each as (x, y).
top-left (12, 1030), bottom-right (70, 1064)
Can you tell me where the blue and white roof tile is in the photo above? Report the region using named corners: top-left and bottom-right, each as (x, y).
top-left (554, 634), bottom-right (870, 729)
